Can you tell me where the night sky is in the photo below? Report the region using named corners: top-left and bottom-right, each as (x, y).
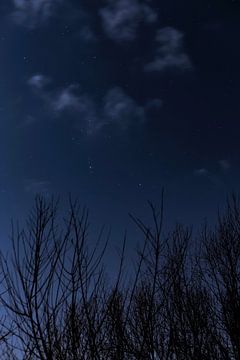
top-left (0, 0), bottom-right (240, 251)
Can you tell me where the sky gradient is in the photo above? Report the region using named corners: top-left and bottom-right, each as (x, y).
top-left (0, 0), bottom-right (240, 250)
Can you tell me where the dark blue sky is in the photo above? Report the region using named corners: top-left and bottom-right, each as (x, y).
top-left (0, 0), bottom-right (240, 249)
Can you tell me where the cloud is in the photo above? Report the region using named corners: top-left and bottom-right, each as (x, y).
top-left (24, 179), bottom-right (50, 195)
top-left (144, 27), bottom-right (192, 72)
top-left (52, 85), bottom-right (84, 112)
top-left (145, 98), bottom-right (162, 110)
top-left (51, 86), bottom-right (145, 133)
top-left (194, 168), bottom-right (208, 176)
top-left (28, 74), bottom-right (159, 134)
top-left (52, 85), bottom-right (98, 134)
top-left (17, 115), bottom-right (38, 128)
top-left (218, 160), bottom-right (230, 171)
top-left (103, 87), bottom-right (145, 129)
top-left (27, 75), bottom-right (98, 132)
top-left (194, 160), bottom-right (231, 180)
top-left (100, 0), bottom-right (157, 42)
top-left (28, 74), bottom-right (51, 90)
top-left (79, 26), bottom-right (97, 42)
top-left (12, 0), bottom-right (62, 28)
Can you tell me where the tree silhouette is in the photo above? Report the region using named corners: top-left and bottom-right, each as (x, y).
top-left (0, 194), bottom-right (239, 359)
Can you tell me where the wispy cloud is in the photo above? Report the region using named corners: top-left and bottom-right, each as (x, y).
top-left (144, 27), bottom-right (192, 72)
top-left (194, 168), bottom-right (208, 176)
top-left (12, 0), bottom-right (62, 28)
top-left (218, 159), bottom-right (230, 171)
top-left (52, 85), bottom-right (98, 134)
top-left (145, 98), bottom-right (163, 111)
top-left (28, 74), bottom-right (51, 90)
top-left (194, 160), bottom-right (231, 181)
top-left (27, 74), bottom-right (157, 135)
top-left (100, 0), bottom-right (157, 42)
top-left (17, 115), bottom-right (38, 129)
top-left (52, 85), bottom-right (85, 113)
top-left (79, 26), bottom-right (97, 42)
top-left (28, 78), bottom-right (98, 133)
top-left (103, 87), bottom-right (145, 129)
top-left (24, 179), bottom-right (50, 195)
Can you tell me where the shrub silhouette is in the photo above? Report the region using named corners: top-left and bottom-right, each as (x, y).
top-left (0, 194), bottom-right (239, 359)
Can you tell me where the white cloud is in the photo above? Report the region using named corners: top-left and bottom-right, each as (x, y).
top-left (28, 74), bottom-right (51, 90)
top-left (28, 74), bottom-right (160, 135)
top-left (103, 87), bottom-right (145, 129)
top-left (100, 0), bottom-right (157, 42)
top-left (27, 76), bottom-right (98, 131)
top-left (52, 85), bottom-right (98, 134)
top-left (52, 85), bottom-right (83, 112)
top-left (144, 27), bottom-right (192, 72)
top-left (12, 0), bottom-right (62, 28)
top-left (51, 86), bottom-right (145, 133)
top-left (194, 168), bottom-right (208, 176)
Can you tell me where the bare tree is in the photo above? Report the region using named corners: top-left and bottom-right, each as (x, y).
top-left (201, 194), bottom-right (240, 360)
top-left (0, 196), bottom-right (115, 359)
top-left (1, 194), bottom-right (240, 359)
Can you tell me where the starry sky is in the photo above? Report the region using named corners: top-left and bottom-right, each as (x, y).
top-left (0, 0), bottom-right (240, 249)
